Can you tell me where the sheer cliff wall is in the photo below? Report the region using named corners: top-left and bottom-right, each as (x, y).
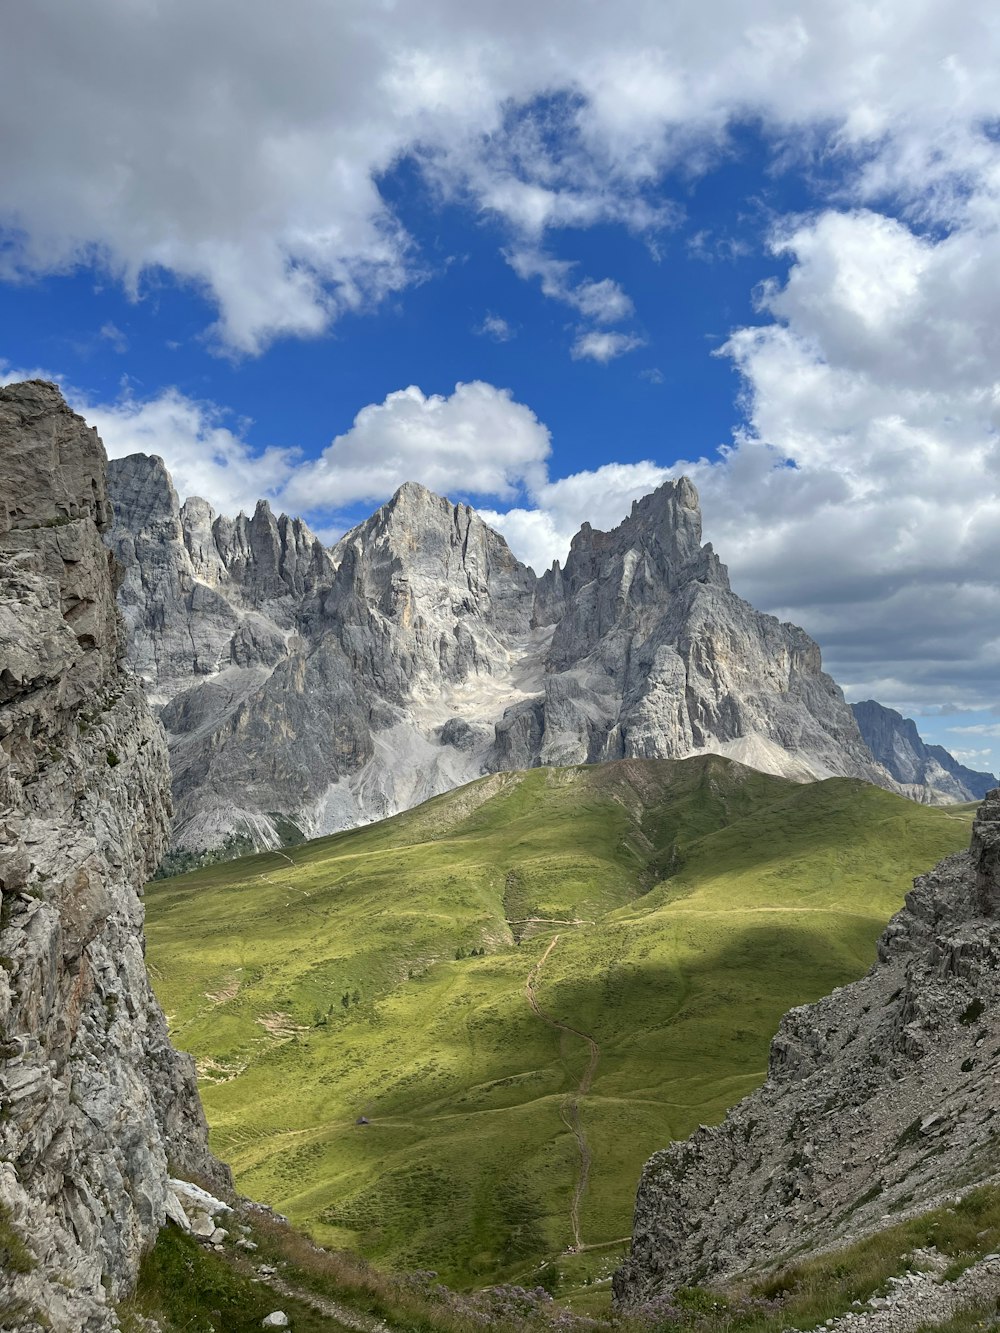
top-left (0, 381), bottom-right (227, 1333)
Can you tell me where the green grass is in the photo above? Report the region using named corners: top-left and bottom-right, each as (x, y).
top-left (0, 1203), bottom-right (35, 1274)
top-left (118, 1226), bottom-right (352, 1333)
top-left (144, 755), bottom-right (973, 1291)
top-left (120, 1179), bottom-right (1000, 1333)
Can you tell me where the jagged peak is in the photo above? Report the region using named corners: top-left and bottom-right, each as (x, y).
top-left (555, 474), bottom-right (729, 598)
top-left (108, 452), bottom-right (183, 533)
top-left (179, 493), bottom-right (216, 523)
top-left (380, 479), bottom-right (477, 522)
top-left (342, 478), bottom-right (523, 559)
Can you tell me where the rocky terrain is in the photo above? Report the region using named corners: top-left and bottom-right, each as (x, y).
top-left (107, 443), bottom-right (898, 855)
top-left (0, 382), bottom-right (228, 1331)
top-left (852, 697), bottom-right (996, 804)
top-left (613, 785), bottom-right (1000, 1312)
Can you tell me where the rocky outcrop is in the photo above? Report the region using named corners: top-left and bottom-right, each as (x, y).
top-left (0, 383), bottom-right (227, 1332)
top-left (106, 446), bottom-right (897, 856)
top-left (613, 786), bottom-right (1000, 1312)
top-left (107, 452), bottom-right (333, 701)
top-left (852, 699), bottom-right (996, 804)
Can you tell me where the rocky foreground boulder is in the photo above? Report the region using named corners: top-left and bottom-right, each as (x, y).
top-left (614, 786), bottom-right (1000, 1311)
top-left (0, 382), bottom-right (228, 1332)
top-left (104, 429), bottom-right (895, 855)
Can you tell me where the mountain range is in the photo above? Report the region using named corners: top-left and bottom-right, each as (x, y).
top-left (106, 447), bottom-right (991, 859)
top-left (852, 697), bottom-right (995, 802)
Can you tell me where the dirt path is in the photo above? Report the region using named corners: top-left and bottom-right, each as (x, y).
top-left (256, 1268), bottom-right (395, 1332)
top-left (524, 934), bottom-right (601, 1252)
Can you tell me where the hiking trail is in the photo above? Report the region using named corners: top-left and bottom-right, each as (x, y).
top-left (524, 934), bottom-right (600, 1252)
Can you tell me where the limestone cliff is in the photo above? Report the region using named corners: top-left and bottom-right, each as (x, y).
top-left (0, 383), bottom-right (227, 1332)
top-left (614, 788), bottom-right (1000, 1311)
top-left (106, 445), bottom-right (898, 856)
top-left (498, 479), bottom-right (887, 786)
top-left (852, 698), bottom-right (996, 804)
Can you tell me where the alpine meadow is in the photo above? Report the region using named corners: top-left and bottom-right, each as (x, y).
top-left (144, 757), bottom-right (974, 1299)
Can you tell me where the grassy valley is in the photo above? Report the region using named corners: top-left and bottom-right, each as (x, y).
top-left (144, 756), bottom-right (975, 1298)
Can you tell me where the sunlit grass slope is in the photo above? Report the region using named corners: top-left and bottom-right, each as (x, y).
top-left (145, 757), bottom-right (974, 1290)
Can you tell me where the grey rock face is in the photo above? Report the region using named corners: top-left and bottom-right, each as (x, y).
top-left (108, 468), bottom-right (547, 851)
top-left (0, 383), bottom-right (227, 1332)
top-left (506, 480), bottom-right (888, 785)
top-left (613, 786), bottom-right (1000, 1312)
top-left (107, 452), bottom-right (898, 855)
top-left (852, 698), bottom-right (996, 803)
top-left (107, 452), bottom-right (345, 850)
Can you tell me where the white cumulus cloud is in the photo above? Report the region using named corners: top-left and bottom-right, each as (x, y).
top-left (570, 330), bottom-right (646, 362)
top-left (6, 2), bottom-right (1000, 351)
top-left (280, 381), bottom-right (551, 511)
top-left (70, 378), bottom-right (551, 523)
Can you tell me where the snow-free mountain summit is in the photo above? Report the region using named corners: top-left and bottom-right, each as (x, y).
top-left (103, 408), bottom-right (895, 855)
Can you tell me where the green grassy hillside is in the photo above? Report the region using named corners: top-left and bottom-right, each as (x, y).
top-left (144, 757), bottom-right (974, 1292)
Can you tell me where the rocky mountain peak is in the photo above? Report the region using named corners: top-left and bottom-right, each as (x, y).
top-left (332, 478), bottom-right (536, 636)
top-left (537, 477), bottom-right (728, 649)
top-left (852, 698), bottom-right (996, 803)
top-left (554, 476), bottom-right (719, 590)
top-left (95, 432), bottom-right (904, 855)
top-left (106, 451), bottom-right (179, 530)
top-left (0, 380), bottom-right (111, 534)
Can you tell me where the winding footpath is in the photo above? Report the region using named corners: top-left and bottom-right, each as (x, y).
top-left (248, 1265), bottom-right (394, 1333)
top-left (524, 935), bottom-right (601, 1252)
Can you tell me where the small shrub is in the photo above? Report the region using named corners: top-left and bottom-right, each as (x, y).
top-left (0, 1204), bottom-right (35, 1274)
top-left (106, 749), bottom-right (120, 768)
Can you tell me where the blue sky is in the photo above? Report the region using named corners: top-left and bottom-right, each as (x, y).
top-left (2, 1), bottom-right (999, 772)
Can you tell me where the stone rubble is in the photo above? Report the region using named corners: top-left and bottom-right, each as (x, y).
top-left (822, 1252), bottom-right (1000, 1331)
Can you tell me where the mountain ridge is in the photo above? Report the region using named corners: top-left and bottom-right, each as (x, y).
top-left (852, 697), bottom-right (996, 804)
top-left (105, 438), bottom-right (902, 855)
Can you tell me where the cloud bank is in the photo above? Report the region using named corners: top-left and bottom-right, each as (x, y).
top-left (3, 2), bottom-right (1000, 353)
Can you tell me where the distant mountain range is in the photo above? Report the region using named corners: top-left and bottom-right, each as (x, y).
top-left (105, 452), bottom-right (992, 854)
top-left (851, 697), bottom-right (995, 802)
